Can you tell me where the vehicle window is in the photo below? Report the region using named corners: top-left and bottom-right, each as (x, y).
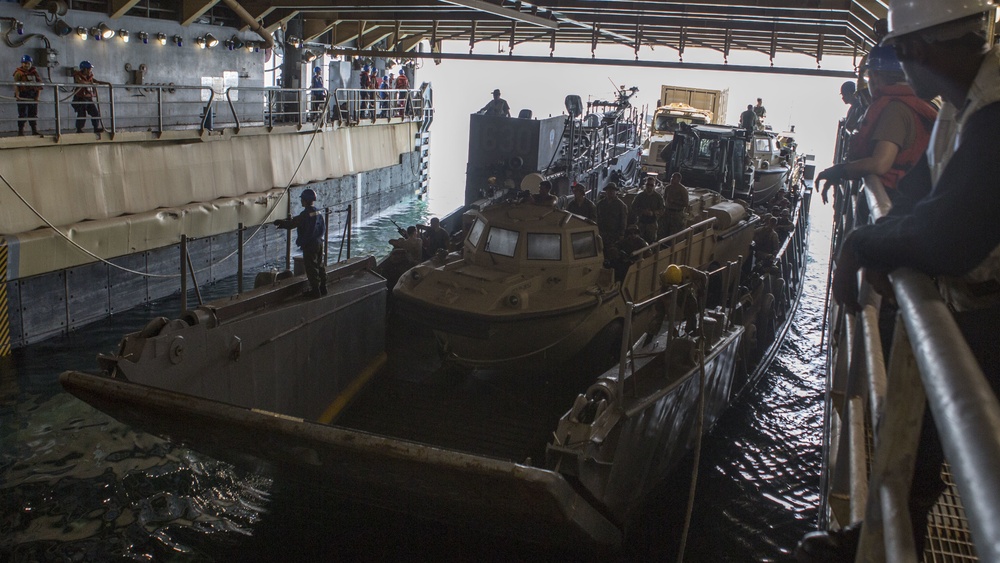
top-left (467, 217), bottom-right (486, 247)
top-left (571, 231), bottom-right (598, 259)
top-left (755, 138), bottom-right (771, 153)
top-left (527, 233), bottom-right (561, 260)
top-left (485, 226), bottom-right (518, 257)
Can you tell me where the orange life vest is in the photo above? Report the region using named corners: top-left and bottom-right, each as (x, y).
top-left (848, 83), bottom-right (937, 190)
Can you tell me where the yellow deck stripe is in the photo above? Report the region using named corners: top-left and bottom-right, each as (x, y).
top-left (0, 241), bottom-right (9, 357)
top-left (317, 352), bottom-right (387, 424)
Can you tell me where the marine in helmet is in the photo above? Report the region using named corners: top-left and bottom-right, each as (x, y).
top-left (800, 1), bottom-right (1000, 560)
top-left (273, 188), bottom-right (328, 297)
top-left (72, 60), bottom-right (110, 134)
top-left (479, 88), bottom-right (511, 118)
top-left (816, 43), bottom-right (938, 205)
top-left (13, 54), bottom-right (43, 136)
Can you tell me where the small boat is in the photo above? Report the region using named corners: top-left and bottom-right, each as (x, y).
top-left (392, 188), bottom-right (757, 370)
top-left (748, 128), bottom-right (793, 204)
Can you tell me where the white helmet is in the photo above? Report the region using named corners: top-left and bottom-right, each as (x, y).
top-left (884, 0), bottom-right (995, 42)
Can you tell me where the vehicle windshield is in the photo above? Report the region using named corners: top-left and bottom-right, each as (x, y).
top-left (485, 226), bottom-right (518, 257)
top-left (526, 233), bottom-right (561, 260)
top-left (467, 217), bottom-right (486, 247)
top-left (653, 114), bottom-right (706, 133)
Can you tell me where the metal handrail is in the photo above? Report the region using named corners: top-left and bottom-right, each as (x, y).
top-left (824, 172), bottom-right (1000, 562)
top-left (332, 87), bottom-right (425, 124)
top-left (0, 81), bottom-right (218, 136)
top-left (864, 178), bottom-right (1000, 563)
top-left (223, 85), bottom-right (325, 130)
top-left (2, 82), bottom-right (433, 138)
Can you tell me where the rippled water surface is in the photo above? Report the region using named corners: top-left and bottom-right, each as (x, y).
top-left (1, 196), bottom-right (834, 562)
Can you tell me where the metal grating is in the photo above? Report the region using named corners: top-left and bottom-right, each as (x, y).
top-left (924, 466), bottom-right (978, 562)
top-left (864, 403), bottom-right (977, 561)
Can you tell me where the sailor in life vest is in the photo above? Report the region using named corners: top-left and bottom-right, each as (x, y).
top-left (816, 44), bottom-right (938, 205)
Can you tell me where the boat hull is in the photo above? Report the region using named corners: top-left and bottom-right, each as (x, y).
top-left (59, 371), bottom-right (622, 549)
top-left (393, 291), bottom-right (642, 370)
top-left (549, 325), bottom-right (743, 523)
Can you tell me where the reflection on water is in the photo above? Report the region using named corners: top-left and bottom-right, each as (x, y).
top-left (1, 195), bottom-right (832, 562)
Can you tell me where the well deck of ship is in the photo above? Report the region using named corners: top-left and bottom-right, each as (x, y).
top-left (332, 317), bottom-right (598, 465)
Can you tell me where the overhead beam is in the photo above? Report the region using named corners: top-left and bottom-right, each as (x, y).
top-left (330, 22), bottom-right (362, 46)
top-left (398, 33), bottom-right (425, 52)
top-left (262, 8), bottom-right (300, 33)
top-left (333, 47), bottom-right (858, 77)
top-left (359, 25), bottom-right (393, 49)
top-left (110, 0), bottom-right (142, 19)
top-left (437, 0), bottom-right (558, 29)
top-left (303, 18), bottom-right (338, 42)
top-left (181, 0), bottom-right (221, 26)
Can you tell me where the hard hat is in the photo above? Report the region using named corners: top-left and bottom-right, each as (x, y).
top-left (884, 0), bottom-right (995, 42)
top-left (79, 60), bottom-right (93, 69)
top-left (313, 67), bottom-right (321, 74)
top-left (382, 76), bottom-right (388, 82)
top-left (362, 64), bottom-right (370, 72)
top-left (300, 188), bottom-right (317, 202)
top-left (661, 264), bottom-right (683, 285)
top-left (398, 68), bottom-right (405, 76)
top-left (21, 54), bottom-right (32, 63)
top-left (866, 44), bottom-right (902, 72)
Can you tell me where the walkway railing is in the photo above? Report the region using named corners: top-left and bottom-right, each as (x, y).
top-left (822, 175), bottom-right (1000, 562)
top-left (0, 81), bottom-right (430, 138)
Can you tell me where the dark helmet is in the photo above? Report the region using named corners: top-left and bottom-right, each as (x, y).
top-left (867, 44), bottom-right (902, 73)
top-left (79, 60), bottom-right (93, 70)
top-left (21, 54), bottom-right (32, 64)
top-left (300, 188), bottom-right (317, 202)
top-left (398, 68), bottom-right (405, 76)
top-left (840, 81), bottom-right (856, 96)
top-left (313, 67), bottom-right (321, 74)
top-left (362, 64), bottom-right (370, 72)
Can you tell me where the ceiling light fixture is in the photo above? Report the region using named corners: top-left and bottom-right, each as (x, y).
top-left (173, 34), bottom-right (183, 47)
top-left (98, 22), bottom-right (115, 39)
top-left (76, 26), bottom-right (88, 40)
top-left (118, 29), bottom-right (129, 42)
top-left (156, 32), bottom-right (167, 45)
top-left (137, 31), bottom-right (148, 44)
top-left (53, 19), bottom-right (72, 37)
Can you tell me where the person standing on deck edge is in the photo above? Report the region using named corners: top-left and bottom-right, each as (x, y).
top-left (797, 1), bottom-right (1000, 560)
top-left (274, 189), bottom-right (327, 298)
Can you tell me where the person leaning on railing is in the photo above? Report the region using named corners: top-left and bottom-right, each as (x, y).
top-left (72, 61), bottom-right (109, 134)
top-left (796, 2), bottom-right (1000, 561)
top-left (816, 44), bottom-right (938, 206)
top-left (13, 54), bottom-right (43, 136)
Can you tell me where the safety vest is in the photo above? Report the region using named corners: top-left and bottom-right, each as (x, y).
top-left (848, 83), bottom-right (937, 190)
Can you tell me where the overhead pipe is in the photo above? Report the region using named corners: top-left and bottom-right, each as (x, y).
top-left (220, 0), bottom-right (274, 50)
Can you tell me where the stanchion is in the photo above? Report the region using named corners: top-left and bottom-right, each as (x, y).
top-left (0, 238), bottom-right (10, 358)
top-left (180, 235), bottom-right (188, 314)
top-left (237, 222), bottom-right (244, 294)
